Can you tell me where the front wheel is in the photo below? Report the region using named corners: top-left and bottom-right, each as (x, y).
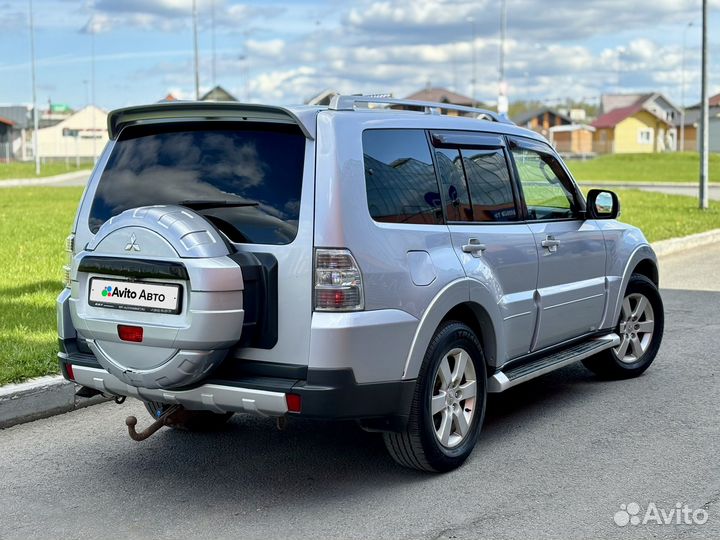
top-left (144, 401), bottom-right (233, 431)
top-left (583, 274), bottom-right (664, 379)
top-left (383, 321), bottom-right (487, 472)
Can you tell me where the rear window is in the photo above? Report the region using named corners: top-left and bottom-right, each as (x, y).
top-left (89, 122), bottom-right (306, 245)
top-left (362, 129), bottom-right (443, 225)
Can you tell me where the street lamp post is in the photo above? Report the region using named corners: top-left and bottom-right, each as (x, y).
top-left (497, 0), bottom-right (508, 115)
top-left (699, 0), bottom-right (709, 210)
top-left (467, 16), bottom-right (477, 109)
top-left (680, 21), bottom-right (693, 153)
top-left (28, 0), bottom-right (40, 175)
top-left (192, 0), bottom-right (200, 100)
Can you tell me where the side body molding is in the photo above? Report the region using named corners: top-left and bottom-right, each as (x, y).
top-left (402, 278), bottom-right (505, 380)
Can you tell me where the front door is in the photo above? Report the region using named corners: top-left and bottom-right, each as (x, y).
top-left (509, 138), bottom-right (606, 351)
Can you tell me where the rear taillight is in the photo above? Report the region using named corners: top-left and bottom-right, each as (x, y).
top-left (63, 233), bottom-right (75, 288)
top-left (314, 248), bottom-right (364, 311)
top-left (118, 325), bottom-right (144, 343)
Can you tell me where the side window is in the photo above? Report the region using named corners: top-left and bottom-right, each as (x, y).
top-left (363, 130), bottom-right (443, 224)
top-left (434, 147), bottom-right (472, 222)
top-left (461, 148), bottom-right (517, 222)
top-left (511, 147), bottom-right (578, 220)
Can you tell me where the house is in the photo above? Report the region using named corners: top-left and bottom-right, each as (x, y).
top-left (675, 92), bottom-right (720, 152)
top-left (593, 93), bottom-right (681, 153)
top-left (200, 85), bottom-right (238, 102)
top-left (0, 105), bottom-right (31, 160)
top-left (549, 124), bottom-right (595, 156)
top-left (36, 105), bottom-right (108, 160)
top-left (393, 87), bottom-right (479, 116)
top-left (512, 108), bottom-right (572, 137)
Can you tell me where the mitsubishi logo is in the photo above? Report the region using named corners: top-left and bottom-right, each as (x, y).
top-left (125, 233), bottom-right (141, 252)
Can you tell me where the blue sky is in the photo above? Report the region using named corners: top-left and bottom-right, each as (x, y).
top-left (1, 0), bottom-right (719, 111)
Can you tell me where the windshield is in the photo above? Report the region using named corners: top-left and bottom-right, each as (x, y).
top-left (89, 122), bottom-right (306, 245)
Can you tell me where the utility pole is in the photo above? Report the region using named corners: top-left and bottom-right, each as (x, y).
top-left (192, 0), bottom-right (200, 100)
top-left (680, 21), bottom-right (693, 152)
top-left (90, 14), bottom-right (96, 163)
top-left (211, 0), bottom-right (216, 88)
top-left (699, 0), bottom-right (709, 209)
top-left (467, 16), bottom-right (477, 108)
top-left (29, 0), bottom-right (40, 175)
top-left (497, 0), bottom-right (508, 115)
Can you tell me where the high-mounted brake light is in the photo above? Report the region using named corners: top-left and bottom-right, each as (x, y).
top-left (314, 248), bottom-right (364, 311)
top-left (118, 325), bottom-right (144, 343)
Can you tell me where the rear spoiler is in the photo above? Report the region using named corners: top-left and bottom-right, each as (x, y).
top-left (107, 101), bottom-right (315, 140)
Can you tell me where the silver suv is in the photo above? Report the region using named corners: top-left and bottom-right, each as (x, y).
top-left (57, 96), bottom-right (664, 472)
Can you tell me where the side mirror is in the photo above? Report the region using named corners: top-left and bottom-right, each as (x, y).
top-left (586, 189), bottom-right (620, 219)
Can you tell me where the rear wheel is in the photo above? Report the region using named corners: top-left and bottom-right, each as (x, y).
top-left (383, 321), bottom-right (487, 472)
top-left (583, 274), bottom-right (664, 379)
top-left (144, 401), bottom-right (233, 431)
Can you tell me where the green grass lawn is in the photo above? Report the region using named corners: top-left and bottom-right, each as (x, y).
top-left (0, 185), bottom-right (718, 385)
top-left (0, 187), bottom-right (82, 385)
top-left (0, 161), bottom-right (92, 180)
top-left (567, 152), bottom-right (720, 183)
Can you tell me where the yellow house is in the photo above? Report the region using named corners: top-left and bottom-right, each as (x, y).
top-left (592, 103), bottom-right (674, 154)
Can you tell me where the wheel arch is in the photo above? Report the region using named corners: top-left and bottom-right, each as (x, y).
top-left (402, 278), bottom-right (504, 380)
top-left (607, 244), bottom-right (659, 327)
top-left (632, 257), bottom-right (659, 287)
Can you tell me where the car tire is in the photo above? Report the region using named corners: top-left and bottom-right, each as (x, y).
top-left (383, 321), bottom-right (487, 472)
top-left (144, 401), bottom-right (234, 431)
top-left (583, 274), bottom-right (664, 379)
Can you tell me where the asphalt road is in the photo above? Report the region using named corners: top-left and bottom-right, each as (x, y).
top-left (1, 255), bottom-right (718, 539)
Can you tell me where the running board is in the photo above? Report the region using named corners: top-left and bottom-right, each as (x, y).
top-left (488, 334), bottom-right (620, 393)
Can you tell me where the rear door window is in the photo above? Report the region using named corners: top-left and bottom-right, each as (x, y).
top-left (362, 129), bottom-right (443, 225)
top-left (89, 122), bottom-right (306, 245)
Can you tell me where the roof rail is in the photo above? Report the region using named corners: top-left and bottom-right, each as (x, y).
top-left (328, 94), bottom-right (513, 124)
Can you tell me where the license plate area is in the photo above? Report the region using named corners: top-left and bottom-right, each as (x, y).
top-left (88, 277), bottom-right (182, 314)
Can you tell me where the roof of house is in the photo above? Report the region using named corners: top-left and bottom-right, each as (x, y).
top-left (687, 92), bottom-right (720, 109)
top-left (677, 105), bottom-right (720, 126)
top-left (512, 107), bottom-right (571, 126)
top-left (200, 85), bottom-right (238, 102)
top-left (0, 105), bottom-right (30, 129)
top-left (592, 95), bottom-right (675, 129)
top-left (305, 89), bottom-right (339, 106)
top-left (402, 87), bottom-right (475, 106)
top-left (548, 124), bottom-right (595, 133)
top-left (0, 116), bottom-right (15, 126)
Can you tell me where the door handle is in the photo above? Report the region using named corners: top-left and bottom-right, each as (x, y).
top-left (462, 238), bottom-right (487, 255)
top-left (541, 236), bottom-right (560, 252)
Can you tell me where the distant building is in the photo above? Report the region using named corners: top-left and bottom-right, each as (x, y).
top-left (549, 124), bottom-right (595, 156)
top-left (394, 87), bottom-right (479, 116)
top-left (0, 105), bottom-right (31, 160)
top-left (36, 105), bottom-right (108, 159)
top-left (512, 108), bottom-right (572, 137)
top-left (200, 85), bottom-right (238, 102)
top-left (675, 92), bottom-right (720, 152)
top-left (592, 93), bottom-right (681, 153)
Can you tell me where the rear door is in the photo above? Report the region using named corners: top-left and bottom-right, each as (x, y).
top-left (431, 132), bottom-right (539, 360)
top-left (508, 137), bottom-right (606, 350)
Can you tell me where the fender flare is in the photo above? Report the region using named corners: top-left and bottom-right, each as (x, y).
top-left (401, 278), bottom-right (505, 380)
top-left (609, 244), bottom-right (658, 326)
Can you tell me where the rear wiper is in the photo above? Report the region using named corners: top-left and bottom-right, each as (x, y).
top-left (178, 200), bottom-right (259, 210)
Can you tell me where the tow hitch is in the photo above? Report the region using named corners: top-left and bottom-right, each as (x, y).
top-left (125, 405), bottom-right (182, 442)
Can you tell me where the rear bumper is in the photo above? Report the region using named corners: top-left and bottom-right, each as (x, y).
top-left (58, 345), bottom-right (415, 429)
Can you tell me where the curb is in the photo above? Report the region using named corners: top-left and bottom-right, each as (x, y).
top-left (0, 375), bottom-right (109, 429)
top-left (652, 228), bottom-right (720, 258)
top-left (577, 181), bottom-right (720, 188)
top-left (0, 170), bottom-right (91, 188)
top-left (1, 229), bottom-right (719, 429)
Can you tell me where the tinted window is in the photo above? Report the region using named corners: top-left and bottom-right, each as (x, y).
top-left (462, 148), bottom-right (517, 222)
top-left (89, 122), bottom-right (306, 245)
top-left (434, 148), bottom-right (473, 222)
top-left (511, 147), bottom-right (578, 220)
top-left (363, 130), bottom-right (443, 225)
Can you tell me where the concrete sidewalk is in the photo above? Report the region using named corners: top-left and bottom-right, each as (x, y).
top-left (0, 170), bottom-right (91, 188)
top-left (577, 181), bottom-right (720, 200)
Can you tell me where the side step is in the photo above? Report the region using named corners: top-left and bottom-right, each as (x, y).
top-left (487, 334), bottom-right (620, 393)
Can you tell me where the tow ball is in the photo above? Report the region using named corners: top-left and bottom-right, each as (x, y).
top-left (125, 405), bottom-right (182, 442)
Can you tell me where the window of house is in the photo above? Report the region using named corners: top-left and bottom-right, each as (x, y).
top-left (363, 129), bottom-right (443, 225)
top-left (638, 129), bottom-right (653, 144)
